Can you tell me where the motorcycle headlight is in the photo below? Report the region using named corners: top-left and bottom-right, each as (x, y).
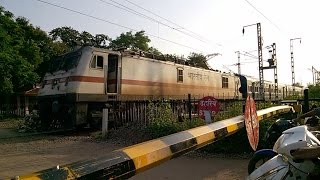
top-left (273, 138), bottom-right (280, 151)
top-left (273, 134), bottom-right (288, 151)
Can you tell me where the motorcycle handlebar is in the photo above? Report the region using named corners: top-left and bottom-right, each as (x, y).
top-left (292, 107), bottom-right (320, 123)
top-left (291, 146), bottom-right (320, 160)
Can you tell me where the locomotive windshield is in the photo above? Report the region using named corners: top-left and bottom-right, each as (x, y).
top-left (49, 48), bottom-right (82, 73)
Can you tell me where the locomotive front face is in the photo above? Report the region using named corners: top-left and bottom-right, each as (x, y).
top-left (38, 46), bottom-right (122, 129)
top-left (39, 46), bottom-right (121, 98)
top-left (39, 47), bottom-right (83, 97)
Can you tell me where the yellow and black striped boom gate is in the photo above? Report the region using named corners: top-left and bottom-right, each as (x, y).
top-left (12, 105), bottom-right (292, 180)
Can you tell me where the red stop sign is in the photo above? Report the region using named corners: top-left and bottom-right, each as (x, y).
top-left (198, 96), bottom-right (220, 119)
top-left (244, 95), bottom-right (259, 151)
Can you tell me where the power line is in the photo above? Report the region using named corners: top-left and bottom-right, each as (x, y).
top-left (242, 60), bottom-right (259, 63)
top-left (98, 0), bottom-right (149, 20)
top-left (242, 51), bottom-right (258, 58)
top-left (123, 0), bottom-right (217, 45)
top-left (100, 0), bottom-right (219, 48)
top-left (33, 0), bottom-right (208, 53)
top-left (243, 0), bottom-right (281, 31)
top-left (101, 0), bottom-right (172, 29)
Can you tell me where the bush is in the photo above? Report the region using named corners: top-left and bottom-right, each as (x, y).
top-left (145, 101), bottom-right (206, 138)
top-left (148, 120), bottom-right (178, 139)
top-left (17, 112), bottom-right (41, 132)
top-left (147, 118), bottom-right (207, 139)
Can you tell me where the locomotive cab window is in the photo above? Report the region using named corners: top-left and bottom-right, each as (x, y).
top-left (177, 68), bottom-right (183, 82)
top-left (222, 77), bottom-right (228, 88)
top-left (90, 55), bottom-right (104, 69)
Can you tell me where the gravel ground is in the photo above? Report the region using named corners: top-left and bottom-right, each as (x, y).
top-left (0, 134), bottom-right (123, 179)
top-left (0, 119), bottom-right (22, 129)
top-left (0, 126), bottom-right (250, 179)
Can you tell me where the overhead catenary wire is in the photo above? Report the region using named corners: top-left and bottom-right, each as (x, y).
top-left (123, 0), bottom-right (217, 45)
top-left (239, 45), bottom-right (274, 60)
top-left (99, 0), bottom-right (219, 49)
top-left (241, 51), bottom-right (258, 59)
top-left (243, 0), bottom-right (281, 31)
top-left (33, 0), bottom-right (208, 54)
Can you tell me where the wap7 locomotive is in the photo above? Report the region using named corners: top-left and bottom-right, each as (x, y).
top-left (38, 46), bottom-right (302, 129)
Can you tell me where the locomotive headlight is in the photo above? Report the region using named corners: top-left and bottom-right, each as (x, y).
top-left (41, 80), bottom-right (47, 88)
top-left (51, 79), bottom-right (58, 89)
top-left (65, 77), bottom-right (69, 86)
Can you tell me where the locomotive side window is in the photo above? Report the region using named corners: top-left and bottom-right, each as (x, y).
top-left (90, 55), bottom-right (104, 69)
top-left (107, 54), bottom-right (119, 93)
top-left (177, 69), bottom-right (183, 82)
top-left (222, 77), bottom-right (228, 88)
top-left (97, 56), bottom-right (103, 68)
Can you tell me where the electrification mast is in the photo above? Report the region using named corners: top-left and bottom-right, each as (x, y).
top-left (272, 43), bottom-right (278, 100)
top-left (235, 51), bottom-right (241, 74)
top-left (243, 23), bottom-right (264, 99)
top-left (257, 23), bottom-right (264, 100)
top-left (290, 37), bottom-right (301, 95)
top-left (312, 66), bottom-right (320, 84)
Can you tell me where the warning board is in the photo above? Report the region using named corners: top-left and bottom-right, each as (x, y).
top-left (244, 95), bottom-right (259, 151)
top-left (198, 96), bottom-right (220, 119)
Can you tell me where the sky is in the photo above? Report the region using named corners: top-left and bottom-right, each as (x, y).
top-left (1, 0), bottom-right (318, 87)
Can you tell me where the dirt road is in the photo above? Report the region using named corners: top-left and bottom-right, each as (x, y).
top-left (0, 135), bottom-right (122, 179)
top-left (131, 153), bottom-right (249, 180)
top-left (0, 134), bottom-right (249, 179)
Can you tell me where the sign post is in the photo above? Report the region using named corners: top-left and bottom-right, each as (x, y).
top-left (244, 95), bottom-right (259, 151)
top-left (198, 96), bottom-right (220, 124)
top-left (102, 108), bottom-right (108, 138)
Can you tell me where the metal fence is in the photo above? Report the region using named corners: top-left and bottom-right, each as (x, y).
top-left (0, 103), bottom-right (37, 118)
top-left (104, 97), bottom-right (278, 128)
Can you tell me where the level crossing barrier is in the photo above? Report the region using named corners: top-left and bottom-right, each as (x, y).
top-left (11, 105), bottom-right (292, 180)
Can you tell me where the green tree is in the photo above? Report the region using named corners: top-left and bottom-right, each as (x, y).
top-left (133, 31), bottom-right (150, 51)
top-left (49, 26), bottom-right (80, 48)
top-left (79, 31), bottom-right (94, 45)
top-left (308, 83), bottom-right (320, 98)
top-left (0, 7), bottom-right (46, 94)
top-left (147, 46), bottom-right (162, 56)
top-left (109, 30), bottom-right (150, 51)
top-left (93, 34), bottom-right (111, 48)
top-left (187, 52), bottom-right (209, 69)
top-left (49, 26), bottom-right (111, 49)
top-left (293, 82), bottom-right (303, 88)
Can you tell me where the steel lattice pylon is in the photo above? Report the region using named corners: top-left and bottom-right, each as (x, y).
top-left (257, 23), bottom-right (264, 100)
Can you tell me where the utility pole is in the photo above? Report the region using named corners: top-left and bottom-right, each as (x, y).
top-left (235, 51), bottom-right (241, 74)
top-left (243, 23), bottom-right (264, 100)
top-left (290, 37), bottom-right (301, 95)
